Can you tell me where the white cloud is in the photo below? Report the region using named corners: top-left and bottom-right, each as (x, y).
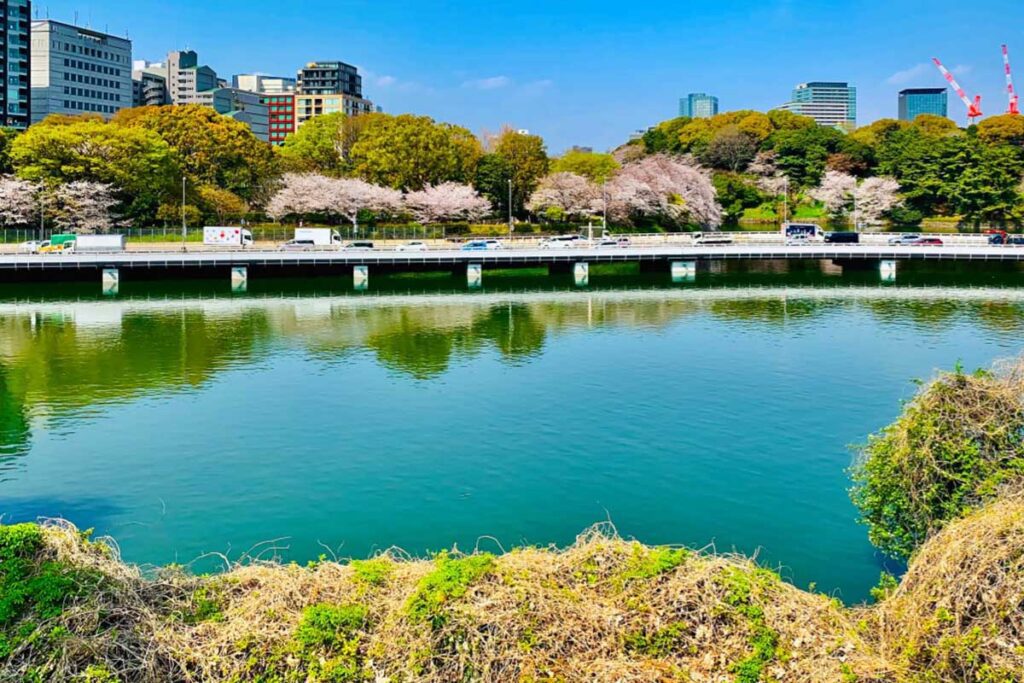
top-left (886, 63), bottom-right (930, 85)
top-left (462, 76), bottom-right (511, 90)
top-left (519, 79), bottom-right (554, 96)
top-left (376, 75), bottom-right (397, 87)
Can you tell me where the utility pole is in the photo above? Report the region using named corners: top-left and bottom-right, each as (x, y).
top-left (602, 182), bottom-right (608, 236)
top-left (507, 178), bottom-right (513, 240)
top-left (782, 177), bottom-right (789, 227)
top-left (38, 192), bottom-right (44, 242)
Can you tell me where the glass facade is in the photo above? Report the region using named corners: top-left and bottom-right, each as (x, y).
top-left (898, 88), bottom-right (948, 121)
top-left (2, 0), bottom-right (31, 128)
top-left (678, 93), bottom-right (718, 119)
top-left (776, 82), bottom-right (857, 128)
top-left (296, 61), bottom-right (361, 97)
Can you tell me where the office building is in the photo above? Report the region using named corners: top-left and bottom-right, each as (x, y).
top-left (294, 92), bottom-right (373, 126)
top-left (194, 87), bottom-right (269, 141)
top-left (30, 19), bottom-right (131, 123)
top-left (132, 60), bottom-right (169, 106)
top-left (679, 92), bottom-right (719, 118)
top-left (234, 73), bottom-right (295, 94)
top-left (898, 87), bottom-right (948, 121)
top-left (1, 0), bottom-right (31, 128)
top-left (776, 81), bottom-right (857, 128)
top-left (167, 50), bottom-right (217, 104)
top-left (296, 61), bottom-right (362, 97)
top-left (261, 93), bottom-right (295, 145)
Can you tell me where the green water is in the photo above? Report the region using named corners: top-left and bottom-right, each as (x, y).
top-left (2, 266), bottom-right (1024, 602)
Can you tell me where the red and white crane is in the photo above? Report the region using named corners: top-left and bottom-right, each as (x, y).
top-left (932, 57), bottom-right (982, 123)
top-left (1002, 44), bottom-right (1020, 115)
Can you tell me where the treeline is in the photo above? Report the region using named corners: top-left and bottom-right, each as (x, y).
top-left (634, 110), bottom-right (1024, 226)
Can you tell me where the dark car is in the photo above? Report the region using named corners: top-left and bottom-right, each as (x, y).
top-left (912, 238), bottom-right (943, 246)
top-left (824, 231), bottom-right (860, 244)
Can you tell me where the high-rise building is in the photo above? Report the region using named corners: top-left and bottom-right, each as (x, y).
top-left (30, 19), bottom-right (132, 123)
top-left (194, 87), bottom-right (269, 142)
top-left (296, 61), bottom-right (361, 97)
top-left (898, 87), bottom-right (948, 121)
top-left (132, 60), bottom-right (169, 107)
top-left (775, 81), bottom-right (857, 128)
top-left (261, 93), bottom-right (295, 145)
top-left (294, 92), bottom-right (374, 127)
top-left (679, 92), bottom-right (719, 118)
top-left (167, 50), bottom-right (217, 104)
top-left (234, 73), bottom-right (296, 95)
top-left (1, 0), bottom-right (31, 129)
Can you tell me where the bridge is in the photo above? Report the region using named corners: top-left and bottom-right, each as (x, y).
top-left (1, 242), bottom-right (1023, 292)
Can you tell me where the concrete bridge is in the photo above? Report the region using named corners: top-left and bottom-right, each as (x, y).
top-left (1, 243), bottom-right (1023, 292)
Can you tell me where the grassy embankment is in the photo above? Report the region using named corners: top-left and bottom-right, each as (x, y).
top-left (3, 359), bottom-right (1024, 682)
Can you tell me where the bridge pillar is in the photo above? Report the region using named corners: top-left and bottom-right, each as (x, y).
top-left (101, 268), bottom-right (119, 296)
top-left (230, 266), bottom-right (248, 293)
top-left (879, 259), bottom-right (897, 282)
top-left (573, 262), bottom-right (589, 287)
top-left (671, 261), bottom-right (697, 282)
top-left (467, 263), bottom-right (482, 288)
top-left (353, 265), bottom-right (369, 291)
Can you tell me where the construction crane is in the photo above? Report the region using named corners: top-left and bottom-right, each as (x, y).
top-left (932, 57), bottom-right (983, 123)
top-left (1002, 44), bottom-right (1020, 115)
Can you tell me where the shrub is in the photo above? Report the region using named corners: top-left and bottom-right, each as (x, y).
top-left (850, 360), bottom-right (1024, 559)
top-left (405, 552), bottom-right (494, 628)
top-left (295, 604), bottom-right (368, 650)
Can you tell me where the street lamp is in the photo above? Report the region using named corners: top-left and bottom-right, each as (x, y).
top-left (507, 178), bottom-right (513, 240)
top-left (181, 176), bottom-right (187, 252)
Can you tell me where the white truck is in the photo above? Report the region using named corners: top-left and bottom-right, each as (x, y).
top-left (204, 226), bottom-right (254, 247)
top-left (70, 234), bottom-right (127, 252)
top-left (294, 228), bottom-right (342, 247)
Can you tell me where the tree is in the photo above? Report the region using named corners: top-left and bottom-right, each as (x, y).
top-left (198, 185), bottom-right (248, 224)
top-left (10, 117), bottom-right (179, 223)
top-left (493, 129), bottom-right (549, 217)
top-left (331, 178), bottom-right (403, 232)
top-left (277, 112), bottom-right (375, 176)
top-left (768, 125), bottom-right (847, 187)
top-left (712, 172), bottom-right (764, 224)
top-left (49, 181), bottom-right (119, 233)
top-left (0, 128), bottom-right (17, 174)
top-left (854, 177), bottom-right (903, 225)
top-left (527, 172), bottom-right (600, 220)
top-left (550, 150), bottom-right (620, 183)
top-left (473, 153), bottom-right (514, 217)
top-left (0, 176), bottom-right (39, 227)
top-left (404, 182), bottom-right (491, 224)
top-left (348, 113), bottom-right (482, 190)
top-left (113, 105), bottom-right (278, 202)
top-left (606, 154), bottom-right (722, 228)
top-left (265, 173), bottom-right (337, 220)
top-left (809, 170), bottom-right (857, 216)
top-left (156, 202), bottom-right (201, 227)
top-left (700, 125), bottom-right (758, 172)
top-left (641, 117), bottom-right (690, 154)
top-left (977, 114), bottom-right (1024, 148)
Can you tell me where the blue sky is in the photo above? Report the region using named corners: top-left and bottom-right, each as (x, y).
top-left (36, 0), bottom-right (1024, 152)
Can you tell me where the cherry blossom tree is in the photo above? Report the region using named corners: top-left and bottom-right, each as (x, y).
top-left (526, 172), bottom-right (600, 220)
top-left (330, 178), bottom-right (403, 233)
top-left (265, 173), bottom-right (336, 220)
top-left (853, 177), bottom-right (903, 226)
top-left (0, 176), bottom-right (40, 227)
top-left (809, 170), bottom-right (857, 216)
top-left (403, 182), bottom-right (491, 224)
top-left (51, 181), bottom-right (119, 234)
top-left (606, 154), bottom-right (722, 228)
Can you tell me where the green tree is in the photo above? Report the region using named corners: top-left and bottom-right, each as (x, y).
top-left (641, 117), bottom-right (690, 154)
top-left (10, 116), bottom-right (180, 223)
top-left (198, 185), bottom-right (248, 223)
top-left (550, 150), bottom-right (619, 183)
top-left (0, 127), bottom-right (17, 174)
top-left (277, 112), bottom-right (375, 176)
top-left (712, 172), bottom-right (765, 224)
top-left (493, 129), bottom-right (549, 217)
top-left (977, 114), bottom-right (1024, 148)
top-left (348, 113), bottom-right (482, 190)
top-left (767, 125), bottom-right (846, 187)
top-left (473, 153), bottom-right (514, 217)
top-left (113, 105), bottom-right (278, 202)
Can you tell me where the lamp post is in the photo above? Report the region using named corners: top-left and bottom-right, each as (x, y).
top-left (181, 176), bottom-right (187, 252)
top-left (782, 176), bottom-right (789, 227)
top-left (507, 178), bottom-right (513, 240)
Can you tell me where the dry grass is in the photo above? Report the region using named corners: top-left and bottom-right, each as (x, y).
top-left (4, 500), bottom-right (1024, 682)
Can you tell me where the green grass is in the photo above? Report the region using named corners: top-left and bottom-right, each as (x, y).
top-left (405, 552), bottom-right (495, 628)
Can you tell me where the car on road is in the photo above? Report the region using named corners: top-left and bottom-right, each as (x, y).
top-left (912, 237), bottom-right (944, 246)
top-left (595, 237), bottom-right (631, 248)
top-left (824, 231), bottom-right (860, 244)
top-left (785, 233), bottom-right (813, 246)
top-left (539, 235), bottom-right (589, 249)
top-left (17, 240), bottom-right (45, 254)
top-left (342, 240), bottom-right (375, 252)
top-left (396, 241), bottom-right (429, 252)
top-left (888, 234), bottom-right (921, 245)
top-left (279, 239), bottom-right (316, 251)
top-left (692, 232), bottom-right (733, 246)
top-left (461, 239), bottom-right (503, 251)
